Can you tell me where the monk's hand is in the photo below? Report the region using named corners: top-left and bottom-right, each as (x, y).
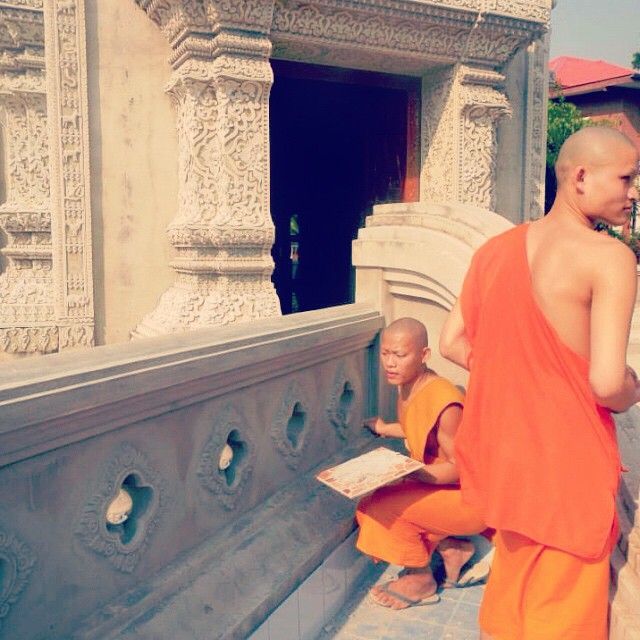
top-left (363, 417), bottom-right (384, 437)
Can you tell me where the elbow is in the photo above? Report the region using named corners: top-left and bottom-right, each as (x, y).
top-left (589, 375), bottom-right (629, 412)
top-left (439, 334), bottom-right (454, 360)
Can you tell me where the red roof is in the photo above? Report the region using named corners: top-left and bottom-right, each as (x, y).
top-left (549, 56), bottom-right (635, 91)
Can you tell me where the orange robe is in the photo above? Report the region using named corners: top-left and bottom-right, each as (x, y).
top-left (457, 223), bottom-right (621, 638)
top-left (355, 377), bottom-right (486, 567)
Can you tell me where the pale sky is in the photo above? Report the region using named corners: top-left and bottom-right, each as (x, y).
top-left (549, 0), bottom-right (639, 68)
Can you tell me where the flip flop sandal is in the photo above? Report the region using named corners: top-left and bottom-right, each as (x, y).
top-left (442, 559), bottom-right (491, 588)
top-left (369, 582), bottom-right (441, 609)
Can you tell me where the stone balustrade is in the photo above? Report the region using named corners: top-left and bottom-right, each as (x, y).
top-left (0, 303), bottom-right (383, 639)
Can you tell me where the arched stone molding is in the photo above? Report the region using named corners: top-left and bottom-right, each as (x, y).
top-left (422, 65), bottom-right (511, 211)
top-left (353, 201), bottom-right (513, 309)
top-left (133, 0), bottom-right (281, 336)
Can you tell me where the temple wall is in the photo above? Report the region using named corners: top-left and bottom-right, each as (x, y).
top-left (85, 0), bottom-right (176, 345)
top-left (0, 303), bottom-right (382, 639)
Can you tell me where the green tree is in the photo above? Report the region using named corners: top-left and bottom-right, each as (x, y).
top-left (545, 94), bottom-right (586, 212)
top-left (632, 51), bottom-right (640, 70)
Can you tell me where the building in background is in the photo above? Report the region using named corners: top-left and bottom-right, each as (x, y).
top-left (549, 55), bottom-right (640, 152)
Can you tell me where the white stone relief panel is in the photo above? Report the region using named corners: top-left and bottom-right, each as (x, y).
top-left (44, 0), bottom-right (95, 347)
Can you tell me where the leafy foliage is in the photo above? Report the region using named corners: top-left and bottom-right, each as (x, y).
top-left (633, 51), bottom-right (640, 71)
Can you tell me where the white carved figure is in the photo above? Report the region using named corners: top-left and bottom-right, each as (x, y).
top-left (218, 443), bottom-right (234, 471)
top-left (105, 487), bottom-right (134, 525)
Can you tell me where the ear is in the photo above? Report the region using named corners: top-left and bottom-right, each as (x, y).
top-left (422, 346), bottom-right (431, 364)
top-left (575, 166), bottom-right (587, 193)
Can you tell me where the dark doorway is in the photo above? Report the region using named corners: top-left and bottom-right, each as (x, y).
top-left (270, 61), bottom-right (420, 314)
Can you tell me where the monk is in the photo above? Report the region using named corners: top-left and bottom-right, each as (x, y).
top-left (355, 317), bottom-right (489, 610)
top-left (440, 127), bottom-right (640, 639)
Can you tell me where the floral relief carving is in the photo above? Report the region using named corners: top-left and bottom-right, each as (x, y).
top-left (271, 0), bottom-right (548, 72)
top-left (459, 68), bottom-right (511, 209)
top-left (271, 381), bottom-right (311, 470)
top-left (75, 443), bottom-right (167, 574)
top-left (0, 529), bottom-right (36, 631)
top-left (327, 363), bottom-right (359, 440)
top-left (421, 66), bottom-right (457, 203)
top-left (421, 65), bottom-right (510, 209)
top-left (132, 29), bottom-right (280, 335)
top-left (197, 404), bottom-right (256, 511)
top-left (44, 0), bottom-right (95, 346)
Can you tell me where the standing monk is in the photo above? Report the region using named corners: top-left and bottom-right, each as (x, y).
top-left (356, 317), bottom-right (489, 610)
top-left (440, 126), bottom-right (640, 639)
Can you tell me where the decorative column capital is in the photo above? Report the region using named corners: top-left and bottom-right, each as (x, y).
top-left (421, 63), bottom-right (511, 211)
top-left (135, 0), bottom-right (275, 67)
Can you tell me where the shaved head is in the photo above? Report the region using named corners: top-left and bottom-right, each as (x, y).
top-left (383, 317), bottom-right (429, 349)
top-left (555, 127), bottom-right (636, 187)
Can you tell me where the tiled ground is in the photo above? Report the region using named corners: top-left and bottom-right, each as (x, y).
top-left (318, 539), bottom-right (491, 640)
top-left (317, 564), bottom-right (484, 640)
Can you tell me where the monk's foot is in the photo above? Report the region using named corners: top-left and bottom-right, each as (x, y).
top-left (437, 537), bottom-right (475, 587)
top-left (369, 569), bottom-right (438, 610)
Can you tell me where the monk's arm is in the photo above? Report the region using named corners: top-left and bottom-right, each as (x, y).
top-left (363, 417), bottom-right (404, 438)
top-left (409, 404), bottom-right (461, 485)
top-left (590, 244), bottom-right (640, 412)
top-left (439, 299), bottom-right (472, 370)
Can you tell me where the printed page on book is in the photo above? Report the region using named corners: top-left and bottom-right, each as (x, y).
top-left (316, 446), bottom-right (424, 499)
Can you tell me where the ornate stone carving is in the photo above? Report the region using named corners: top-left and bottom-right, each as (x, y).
top-left (0, 529), bottom-right (36, 630)
top-left (271, 380), bottom-right (311, 470)
top-left (133, 6), bottom-right (281, 336)
top-left (0, 6), bottom-right (56, 354)
top-left (523, 35), bottom-right (550, 220)
top-left (0, 0), bottom-right (94, 355)
top-left (197, 404), bottom-right (256, 511)
top-left (44, 0), bottom-right (95, 347)
top-left (270, 0), bottom-right (549, 75)
top-left (422, 65), bottom-right (511, 210)
top-left (75, 443), bottom-right (167, 574)
top-left (327, 363), bottom-right (358, 440)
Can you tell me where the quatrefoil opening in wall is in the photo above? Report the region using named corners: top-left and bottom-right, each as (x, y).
top-left (197, 405), bottom-right (255, 511)
top-left (271, 381), bottom-right (311, 470)
top-left (75, 444), bottom-right (167, 574)
top-left (327, 364), bottom-right (358, 440)
top-left (0, 530), bottom-right (36, 631)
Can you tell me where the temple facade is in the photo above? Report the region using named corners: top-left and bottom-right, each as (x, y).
top-left (0, 0), bottom-right (551, 355)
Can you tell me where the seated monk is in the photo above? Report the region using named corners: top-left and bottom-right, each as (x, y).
top-left (356, 317), bottom-right (490, 610)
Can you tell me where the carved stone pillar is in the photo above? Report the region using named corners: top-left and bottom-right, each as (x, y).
top-left (421, 64), bottom-right (511, 211)
top-left (133, 1), bottom-right (280, 336)
top-left (0, 1), bottom-right (58, 355)
top-left (523, 34), bottom-right (551, 220)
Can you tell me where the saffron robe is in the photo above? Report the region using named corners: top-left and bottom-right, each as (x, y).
top-left (457, 223), bottom-right (621, 559)
top-left (355, 378), bottom-right (485, 567)
top-left (479, 530), bottom-right (610, 640)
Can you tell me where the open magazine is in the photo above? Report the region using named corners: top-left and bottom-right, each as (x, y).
top-left (316, 446), bottom-right (424, 499)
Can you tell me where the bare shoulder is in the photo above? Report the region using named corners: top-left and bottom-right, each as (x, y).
top-left (587, 231), bottom-right (637, 276)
